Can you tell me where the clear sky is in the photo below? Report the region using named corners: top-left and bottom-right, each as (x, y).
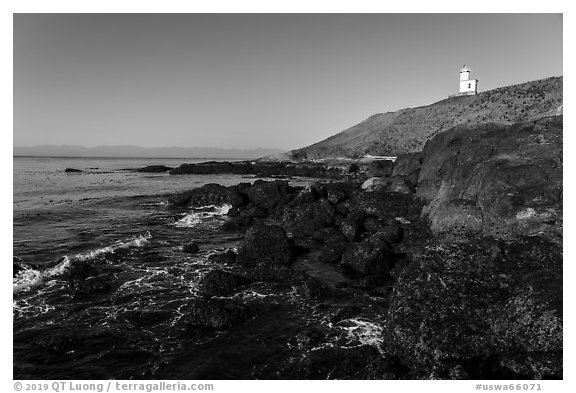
top-left (13, 13), bottom-right (563, 150)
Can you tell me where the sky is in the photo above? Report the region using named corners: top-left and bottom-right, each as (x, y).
top-left (13, 13), bottom-right (563, 151)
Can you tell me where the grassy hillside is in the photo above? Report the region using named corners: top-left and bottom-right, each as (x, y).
top-left (288, 76), bottom-right (562, 160)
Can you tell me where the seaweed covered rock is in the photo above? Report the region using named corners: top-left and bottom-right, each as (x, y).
top-left (197, 270), bottom-right (250, 297)
top-left (280, 199), bottom-right (335, 240)
top-left (246, 180), bottom-right (293, 214)
top-left (237, 224), bottom-right (293, 268)
top-left (339, 210), bottom-right (365, 242)
top-left (385, 236), bottom-right (562, 379)
top-left (340, 232), bottom-right (396, 275)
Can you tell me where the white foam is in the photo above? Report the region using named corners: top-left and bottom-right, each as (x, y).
top-left (174, 204), bottom-right (232, 228)
top-left (13, 232), bottom-right (152, 294)
top-left (338, 318), bottom-right (384, 353)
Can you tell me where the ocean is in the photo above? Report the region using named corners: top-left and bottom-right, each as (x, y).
top-left (13, 156), bottom-right (371, 379)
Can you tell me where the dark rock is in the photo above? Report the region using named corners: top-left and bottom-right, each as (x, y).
top-left (197, 270), bottom-right (250, 297)
top-left (249, 262), bottom-right (306, 283)
top-left (318, 229), bottom-right (348, 264)
top-left (417, 116), bottom-right (562, 239)
top-left (221, 212), bottom-right (255, 230)
top-left (363, 217), bottom-right (385, 234)
top-left (341, 232), bottom-right (396, 275)
top-left (348, 163), bottom-right (360, 173)
top-left (324, 182), bottom-right (355, 205)
top-left (169, 183), bottom-right (245, 208)
top-left (237, 224), bottom-right (293, 268)
top-left (293, 344), bottom-right (400, 379)
top-left (246, 180), bottom-right (293, 214)
top-left (297, 277), bottom-right (331, 300)
top-left (170, 161), bottom-right (252, 175)
top-left (135, 165), bottom-right (173, 173)
top-left (281, 199), bottom-right (335, 239)
top-left (207, 249), bottom-right (238, 265)
top-left (294, 325), bottom-right (327, 349)
top-left (378, 222), bottom-right (404, 243)
top-left (169, 160), bottom-right (345, 179)
top-left (183, 297), bottom-right (249, 329)
top-left (289, 185), bottom-right (318, 206)
top-left (386, 237), bottom-right (562, 379)
top-left (340, 210), bottom-right (365, 242)
top-left (355, 190), bottom-right (423, 222)
top-left (65, 168), bottom-right (82, 173)
top-left (182, 241), bottom-right (200, 254)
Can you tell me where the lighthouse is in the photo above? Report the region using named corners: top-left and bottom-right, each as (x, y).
top-left (458, 65), bottom-right (478, 95)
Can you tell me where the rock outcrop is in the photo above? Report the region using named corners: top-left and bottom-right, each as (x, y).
top-left (416, 116), bottom-right (562, 240)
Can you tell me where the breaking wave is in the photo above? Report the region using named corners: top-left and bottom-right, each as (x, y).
top-left (174, 204), bottom-right (232, 228)
top-left (13, 232), bottom-right (152, 293)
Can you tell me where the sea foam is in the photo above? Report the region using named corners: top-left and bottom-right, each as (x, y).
top-left (13, 232), bottom-right (152, 293)
top-left (174, 204), bottom-right (231, 228)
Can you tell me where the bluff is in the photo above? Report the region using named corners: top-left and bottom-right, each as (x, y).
top-left (284, 76), bottom-right (562, 160)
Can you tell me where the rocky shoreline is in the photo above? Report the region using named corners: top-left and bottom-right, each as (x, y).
top-left (151, 115), bottom-right (562, 379)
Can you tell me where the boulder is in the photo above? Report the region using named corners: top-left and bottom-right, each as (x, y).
top-left (340, 232), bottom-right (396, 275)
top-left (318, 228), bottom-right (349, 264)
top-left (207, 249), bottom-right (238, 265)
top-left (183, 297), bottom-right (249, 329)
top-left (197, 270), bottom-right (250, 297)
top-left (280, 199), bottom-right (335, 240)
top-left (246, 180), bottom-right (293, 214)
top-left (237, 224), bottom-right (293, 267)
top-left (340, 210), bottom-right (365, 242)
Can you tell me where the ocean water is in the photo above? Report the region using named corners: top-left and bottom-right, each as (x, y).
top-left (13, 157), bottom-right (385, 380)
top-left (13, 157), bottom-right (255, 378)
top-left (13, 157), bottom-right (388, 379)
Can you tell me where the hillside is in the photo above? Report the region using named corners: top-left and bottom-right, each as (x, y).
top-left (286, 76), bottom-right (562, 160)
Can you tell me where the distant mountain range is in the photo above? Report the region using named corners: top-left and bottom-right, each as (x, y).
top-left (13, 145), bottom-right (285, 159)
top-left (276, 76), bottom-right (563, 160)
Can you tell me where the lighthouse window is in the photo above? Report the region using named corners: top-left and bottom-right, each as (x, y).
top-left (468, 83), bottom-right (471, 88)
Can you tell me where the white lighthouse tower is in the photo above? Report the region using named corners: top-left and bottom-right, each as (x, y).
top-left (458, 65), bottom-right (478, 95)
